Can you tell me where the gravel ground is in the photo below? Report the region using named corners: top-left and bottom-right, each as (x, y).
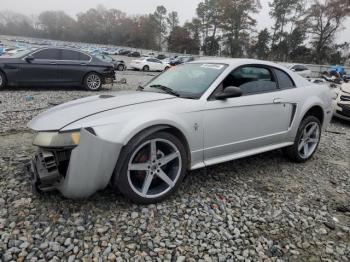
top-left (0, 75), bottom-right (349, 261)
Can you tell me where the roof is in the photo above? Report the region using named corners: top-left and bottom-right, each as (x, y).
top-left (192, 58), bottom-right (288, 69)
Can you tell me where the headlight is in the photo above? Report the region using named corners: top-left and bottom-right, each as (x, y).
top-left (33, 131), bottom-right (81, 148)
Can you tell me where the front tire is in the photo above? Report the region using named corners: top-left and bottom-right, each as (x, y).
top-left (117, 64), bottom-right (125, 71)
top-left (284, 115), bottom-right (321, 163)
top-left (143, 65), bottom-right (150, 72)
top-left (0, 71), bottom-right (6, 90)
top-left (84, 72), bottom-right (102, 91)
top-left (114, 131), bottom-right (187, 204)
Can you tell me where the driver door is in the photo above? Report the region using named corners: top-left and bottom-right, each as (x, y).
top-left (203, 65), bottom-right (293, 165)
top-left (20, 49), bottom-right (60, 85)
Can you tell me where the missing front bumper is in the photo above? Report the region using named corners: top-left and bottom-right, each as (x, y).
top-left (25, 150), bottom-right (69, 192)
top-left (26, 129), bottom-right (123, 199)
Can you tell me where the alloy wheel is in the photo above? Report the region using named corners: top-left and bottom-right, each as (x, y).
top-left (127, 139), bottom-right (182, 199)
top-left (298, 122), bottom-right (320, 159)
top-left (0, 74), bottom-right (3, 86)
top-left (87, 74), bottom-right (101, 90)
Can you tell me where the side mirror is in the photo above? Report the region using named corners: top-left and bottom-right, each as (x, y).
top-left (215, 86), bottom-right (242, 100)
top-left (25, 55), bottom-right (34, 63)
top-left (291, 68), bottom-right (296, 72)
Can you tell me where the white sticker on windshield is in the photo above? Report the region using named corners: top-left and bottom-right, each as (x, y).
top-left (201, 64), bottom-right (224, 70)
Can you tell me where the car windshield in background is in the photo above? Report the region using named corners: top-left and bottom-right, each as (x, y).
top-left (143, 63), bottom-right (227, 99)
top-left (10, 49), bottom-right (32, 58)
top-left (96, 54), bottom-right (114, 62)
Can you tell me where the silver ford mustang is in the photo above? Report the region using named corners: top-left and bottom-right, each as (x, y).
top-left (27, 59), bottom-right (333, 204)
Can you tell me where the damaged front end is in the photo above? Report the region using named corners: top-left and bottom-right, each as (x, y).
top-left (25, 128), bottom-right (123, 198)
top-left (25, 130), bottom-right (80, 192)
top-left (26, 149), bottom-right (71, 192)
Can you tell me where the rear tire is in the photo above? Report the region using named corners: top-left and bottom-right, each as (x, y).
top-left (113, 131), bottom-right (187, 204)
top-left (283, 115), bottom-right (321, 163)
top-left (164, 66), bottom-right (170, 71)
top-left (0, 71), bottom-right (6, 90)
top-left (84, 72), bottom-right (102, 91)
top-left (143, 65), bottom-right (150, 72)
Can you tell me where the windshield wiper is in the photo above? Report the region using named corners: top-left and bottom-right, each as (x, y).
top-left (149, 85), bottom-right (180, 97)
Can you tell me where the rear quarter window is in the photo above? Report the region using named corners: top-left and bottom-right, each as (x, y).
top-left (274, 68), bottom-right (295, 89)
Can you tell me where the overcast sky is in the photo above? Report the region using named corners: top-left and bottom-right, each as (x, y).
top-left (1, 0), bottom-right (349, 43)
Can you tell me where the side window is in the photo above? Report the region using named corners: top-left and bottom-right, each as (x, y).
top-left (274, 69), bottom-right (295, 89)
top-left (61, 50), bottom-right (80, 61)
top-left (222, 66), bottom-right (277, 95)
top-left (148, 58), bottom-right (158, 63)
top-left (33, 49), bottom-right (60, 60)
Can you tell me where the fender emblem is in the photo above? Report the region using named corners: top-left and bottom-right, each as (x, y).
top-left (194, 123), bottom-right (199, 131)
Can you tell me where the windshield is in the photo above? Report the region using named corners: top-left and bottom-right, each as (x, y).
top-left (143, 63), bottom-right (227, 99)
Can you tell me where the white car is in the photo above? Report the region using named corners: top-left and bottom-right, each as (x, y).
top-left (333, 82), bottom-right (350, 121)
top-left (130, 58), bottom-right (170, 72)
top-left (26, 59), bottom-right (333, 204)
top-left (288, 64), bottom-right (312, 78)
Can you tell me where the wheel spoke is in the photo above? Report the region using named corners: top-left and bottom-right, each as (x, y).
top-left (150, 140), bottom-right (157, 162)
top-left (306, 124), bottom-right (317, 137)
top-left (159, 151), bottom-right (179, 166)
top-left (298, 141), bottom-right (305, 151)
top-left (141, 172), bottom-right (153, 195)
top-left (303, 143), bottom-right (309, 156)
top-left (129, 163), bottom-right (149, 171)
top-left (308, 138), bottom-right (319, 143)
top-left (156, 169), bottom-right (175, 187)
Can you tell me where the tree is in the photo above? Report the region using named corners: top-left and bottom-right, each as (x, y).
top-left (196, 0), bottom-right (221, 55)
top-left (253, 29), bottom-right (270, 59)
top-left (152, 5), bottom-right (167, 50)
top-left (126, 15), bottom-right (158, 50)
top-left (304, 0), bottom-right (350, 63)
top-left (287, 27), bottom-right (306, 60)
top-left (184, 19), bottom-right (202, 54)
top-left (0, 11), bottom-right (38, 37)
top-left (269, 0), bottom-right (305, 47)
top-left (39, 11), bottom-right (77, 40)
top-left (167, 11), bottom-right (179, 33)
top-left (218, 0), bottom-right (261, 57)
top-left (168, 26), bottom-right (199, 54)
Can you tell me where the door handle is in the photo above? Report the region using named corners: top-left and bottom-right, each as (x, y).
top-left (80, 63), bottom-right (87, 66)
top-left (273, 98), bottom-right (284, 104)
top-left (49, 62), bottom-right (57, 65)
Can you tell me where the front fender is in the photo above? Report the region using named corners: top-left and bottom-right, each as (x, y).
top-left (95, 114), bottom-right (193, 146)
top-left (62, 107), bottom-right (204, 169)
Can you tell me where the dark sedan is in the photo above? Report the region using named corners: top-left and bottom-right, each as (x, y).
top-left (95, 54), bottom-right (126, 71)
top-left (0, 47), bottom-right (115, 91)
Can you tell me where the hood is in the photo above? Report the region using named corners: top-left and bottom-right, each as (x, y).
top-left (28, 91), bottom-right (175, 131)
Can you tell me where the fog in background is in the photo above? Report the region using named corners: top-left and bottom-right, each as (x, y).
top-left (1, 0), bottom-right (349, 43)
